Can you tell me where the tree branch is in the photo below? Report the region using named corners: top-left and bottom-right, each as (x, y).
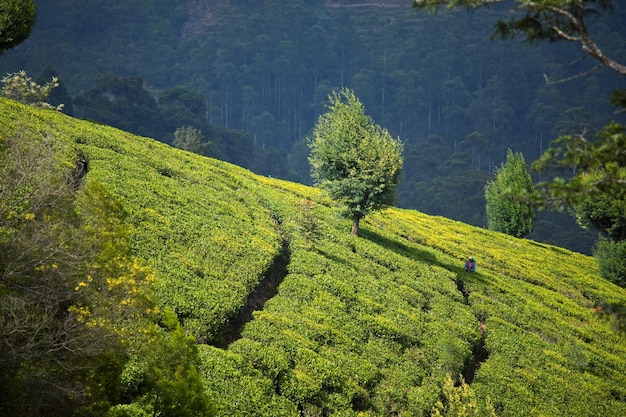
top-left (544, 1), bottom-right (626, 75)
top-left (543, 63), bottom-right (603, 85)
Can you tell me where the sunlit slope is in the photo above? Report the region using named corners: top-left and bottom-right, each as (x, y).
top-left (3, 98), bottom-right (625, 416)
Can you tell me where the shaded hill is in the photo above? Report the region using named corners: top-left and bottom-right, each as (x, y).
top-left (2, 98), bottom-right (626, 416)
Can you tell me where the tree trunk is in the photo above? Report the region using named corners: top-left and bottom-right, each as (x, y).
top-left (351, 215), bottom-right (361, 236)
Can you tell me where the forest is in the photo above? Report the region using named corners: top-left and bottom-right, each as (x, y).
top-left (2, 0), bottom-right (625, 253)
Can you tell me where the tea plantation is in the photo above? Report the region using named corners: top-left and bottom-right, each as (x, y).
top-left (2, 98), bottom-right (626, 416)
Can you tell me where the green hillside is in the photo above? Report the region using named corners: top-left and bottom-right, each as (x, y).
top-left (2, 98), bottom-right (626, 416)
top-left (3, 1), bottom-right (624, 254)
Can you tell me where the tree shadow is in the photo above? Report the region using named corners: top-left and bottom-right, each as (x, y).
top-left (360, 227), bottom-right (491, 384)
top-left (359, 227), bottom-right (444, 270)
top-left (314, 247), bottom-right (354, 269)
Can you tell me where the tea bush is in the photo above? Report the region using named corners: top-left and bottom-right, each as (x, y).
top-left (3, 98), bottom-right (626, 416)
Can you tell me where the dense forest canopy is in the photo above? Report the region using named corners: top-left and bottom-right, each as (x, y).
top-left (1, 0), bottom-right (625, 252)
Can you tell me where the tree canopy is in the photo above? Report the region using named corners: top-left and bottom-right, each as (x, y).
top-left (485, 149), bottom-right (535, 237)
top-left (0, 0), bottom-right (36, 54)
top-left (308, 88), bottom-right (403, 236)
top-left (531, 122), bottom-right (626, 208)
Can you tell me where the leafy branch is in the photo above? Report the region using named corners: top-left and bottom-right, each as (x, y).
top-left (413, 0), bottom-right (626, 76)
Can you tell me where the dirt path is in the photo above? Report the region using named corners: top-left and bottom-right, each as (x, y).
top-left (214, 239), bottom-right (290, 348)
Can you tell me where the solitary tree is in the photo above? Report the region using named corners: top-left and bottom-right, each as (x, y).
top-left (0, 0), bottom-right (36, 55)
top-left (485, 149), bottom-right (535, 237)
top-left (308, 88), bottom-right (403, 236)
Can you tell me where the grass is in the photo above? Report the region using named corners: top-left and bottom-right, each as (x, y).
top-left (2, 97), bottom-right (626, 416)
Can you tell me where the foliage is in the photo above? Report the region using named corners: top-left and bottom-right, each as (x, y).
top-left (1, 70), bottom-right (63, 110)
top-left (71, 73), bottom-right (263, 166)
top-left (113, 310), bottom-right (214, 417)
top-left (157, 86), bottom-right (207, 143)
top-left (2, 98), bottom-right (626, 416)
top-left (485, 149), bottom-right (535, 237)
top-left (0, 105), bottom-right (211, 416)
top-left (2, 1), bottom-right (624, 254)
top-left (594, 238), bottom-right (626, 288)
top-left (402, 169), bottom-right (491, 227)
top-left (0, 0), bottom-right (36, 54)
top-left (532, 122), bottom-right (626, 209)
top-left (308, 88), bottom-right (403, 235)
top-left (0, 126), bottom-right (128, 415)
top-left (172, 125), bottom-right (207, 154)
top-left (431, 374), bottom-right (497, 417)
top-left (74, 72), bottom-right (161, 138)
top-left (573, 170), bottom-right (626, 242)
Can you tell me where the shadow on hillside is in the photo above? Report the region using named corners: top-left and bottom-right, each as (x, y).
top-left (358, 228), bottom-right (482, 277)
top-left (360, 228), bottom-right (492, 384)
top-left (360, 227), bottom-right (497, 291)
top-left (315, 248), bottom-right (354, 268)
top-left (213, 239), bottom-right (291, 349)
top-left (359, 228), bottom-right (440, 265)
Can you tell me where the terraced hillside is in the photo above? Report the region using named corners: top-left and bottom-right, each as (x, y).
top-left (2, 98), bottom-right (626, 416)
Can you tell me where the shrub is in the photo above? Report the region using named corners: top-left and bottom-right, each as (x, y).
top-left (594, 237), bottom-right (626, 288)
top-left (1, 70), bottom-right (63, 110)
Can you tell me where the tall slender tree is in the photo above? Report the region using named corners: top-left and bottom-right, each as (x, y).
top-left (485, 149), bottom-right (535, 237)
